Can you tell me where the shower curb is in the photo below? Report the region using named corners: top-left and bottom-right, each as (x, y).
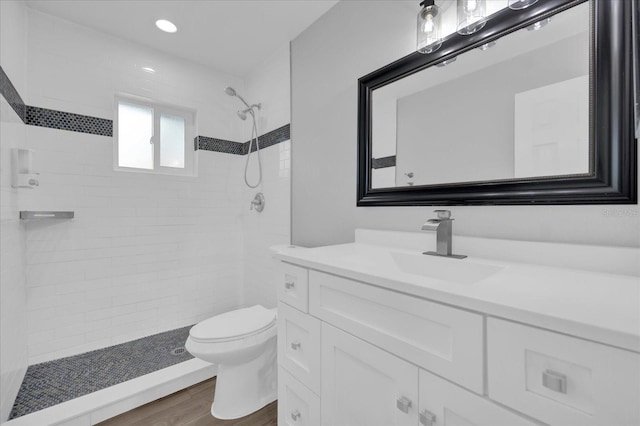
top-left (1, 359), bottom-right (217, 426)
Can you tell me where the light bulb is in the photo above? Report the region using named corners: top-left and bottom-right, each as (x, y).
top-left (424, 16), bottom-right (434, 33)
top-left (417, 1), bottom-right (442, 54)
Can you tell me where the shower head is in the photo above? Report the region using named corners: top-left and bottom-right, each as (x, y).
top-left (224, 86), bottom-right (237, 97)
top-left (237, 110), bottom-right (248, 120)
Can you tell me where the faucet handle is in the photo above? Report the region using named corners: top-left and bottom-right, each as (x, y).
top-left (433, 209), bottom-right (451, 219)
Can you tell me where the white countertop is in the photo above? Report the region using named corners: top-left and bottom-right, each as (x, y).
top-left (274, 231), bottom-right (640, 353)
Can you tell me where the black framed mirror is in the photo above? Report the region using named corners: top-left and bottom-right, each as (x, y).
top-left (357, 0), bottom-right (637, 206)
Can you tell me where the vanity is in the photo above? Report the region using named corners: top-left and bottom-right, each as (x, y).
top-left (273, 229), bottom-right (640, 426)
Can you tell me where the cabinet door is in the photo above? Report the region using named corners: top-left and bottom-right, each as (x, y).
top-left (419, 369), bottom-right (538, 426)
top-left (322, 323), bottom-right (418, 426)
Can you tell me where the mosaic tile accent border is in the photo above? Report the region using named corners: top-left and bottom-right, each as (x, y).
top-left (196, 123), bottom-right (290, 155)
top-left (247, 123), bottom-right (290, 153)
top-left (0, 66), bottom-right (290, 149)
top-left (26, 106), bottom-right (113, 137)
top-left (372, 155), bottom-right (396, 169)
top-left (0, 65), bottom-right (27, 122)
top-left (195, 135), bottom-right (246, 155)
top-left (9, 326), bottom-right (194, 419)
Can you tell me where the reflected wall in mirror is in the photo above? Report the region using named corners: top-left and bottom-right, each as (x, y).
top-left (358, 0), bottom-right (637, 205)
top-left (372, 3), bottom-right (589, 188)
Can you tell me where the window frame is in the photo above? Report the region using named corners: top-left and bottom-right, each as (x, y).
top-left (114, 95), bottom-right (197, 176)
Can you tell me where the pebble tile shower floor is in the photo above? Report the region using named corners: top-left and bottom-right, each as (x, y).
top-left (9, 325), bottom-right (194, 419)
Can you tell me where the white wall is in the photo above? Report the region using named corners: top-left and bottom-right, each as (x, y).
top-left (21, 9), bottom-right (249, 364)
top-left (241, 44), bottom-right (291, 308)
top-left (291, 0), bottom-right (640, 249)
top-left (0, 1), bottom-right (29, 420)
top-left (396, 34), bottom-right (588, 185)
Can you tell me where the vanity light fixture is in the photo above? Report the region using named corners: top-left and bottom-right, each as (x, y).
top-left (508, 0), bottom-right (539, 10)
top-left (527, 17), bottom-right (551, 31)
top-left (417, 0), bottom-right (442, 54)
top-left (155, 19), bottom-right (177, 33)
top-left (457, 0), bottom-right (487, 35)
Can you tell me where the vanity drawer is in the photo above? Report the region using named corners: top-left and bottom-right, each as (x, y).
top-left (278, 301), bottom-right (321, 394)
top-left (488, 318), bottom-right (640, 426)
top-left (277, 262), bottom-right (309, 312)
top-left (309, 270), bottom-right (484, 393)
top-left (278, 367), bottom-right (320, 426)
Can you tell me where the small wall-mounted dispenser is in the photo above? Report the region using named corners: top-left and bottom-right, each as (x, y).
top-left (11, 148), bottom-right (39, 189)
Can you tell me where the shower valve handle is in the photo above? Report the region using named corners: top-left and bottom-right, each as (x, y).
top-left (250, 193), bottom-right (265, 212)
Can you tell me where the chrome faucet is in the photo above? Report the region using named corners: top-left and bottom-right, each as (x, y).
top-left (421, 210), bottom-right (467, 259)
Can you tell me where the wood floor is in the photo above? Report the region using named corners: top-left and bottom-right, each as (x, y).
top-left (97, 378), bottom-right (277, 426)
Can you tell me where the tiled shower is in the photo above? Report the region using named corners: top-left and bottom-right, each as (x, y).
top-left (1, 1), bottom-right (290, 421)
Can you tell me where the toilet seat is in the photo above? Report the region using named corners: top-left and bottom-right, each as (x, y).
top-left (189, 305), bottom-right (276, 343)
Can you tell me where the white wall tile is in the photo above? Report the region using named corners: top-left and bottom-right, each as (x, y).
top-left (240, 46), bottom-right (291, 310)
top-left (19, 10), bottom-right (252, 363)
top-left (0, 1), bottom-right (29, 420)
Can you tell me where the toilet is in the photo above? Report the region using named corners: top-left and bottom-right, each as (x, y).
top-left (185, 305), bottom-right (277, 419)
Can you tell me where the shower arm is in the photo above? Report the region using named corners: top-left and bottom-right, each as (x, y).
top-left (235, 93), bottom-right (252, 110)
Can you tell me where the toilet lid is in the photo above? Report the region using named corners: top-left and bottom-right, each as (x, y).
top-left (189, 305), bottom-right (276, 342)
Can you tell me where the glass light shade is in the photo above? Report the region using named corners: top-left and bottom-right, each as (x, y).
top-left (508, 0), bottom-right (539, 10)
top-left (417, 1), bottom-right (442, 54)
top-left (457, 0), bottom-right (487, 35)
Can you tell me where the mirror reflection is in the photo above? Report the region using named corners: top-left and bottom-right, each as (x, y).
top-left (371, 2), bottom-right (590, 189)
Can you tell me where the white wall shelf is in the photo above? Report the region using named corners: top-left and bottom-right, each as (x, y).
top-left (19, 211), bottom-right (74, 220)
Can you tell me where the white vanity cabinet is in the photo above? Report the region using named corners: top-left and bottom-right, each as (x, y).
top-left (275, 241), bottom-right (640, 426)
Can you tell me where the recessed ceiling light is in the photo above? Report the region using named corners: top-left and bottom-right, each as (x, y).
top-left (155, 19), bottom-right (177, 33)
top-left (141, 67), bottom-right (156, 74)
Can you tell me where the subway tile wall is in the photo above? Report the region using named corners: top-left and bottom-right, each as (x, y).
top-left (241, 43), bottom-right (291, 309)
top-left (21, 127), bottom-right (246, 363)
top-left (0, 0), bottom-right (29, 421)
top-left (15, 8), bottom-right (290, 364)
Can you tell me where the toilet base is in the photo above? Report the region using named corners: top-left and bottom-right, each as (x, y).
top-left (210, 337), bottom-right (277, 419)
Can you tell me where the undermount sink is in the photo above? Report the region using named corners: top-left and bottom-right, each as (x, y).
top-left (391, 251), bottom-right (504, 284)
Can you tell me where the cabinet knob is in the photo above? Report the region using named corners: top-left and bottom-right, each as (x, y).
top-left (542, 369), bottom-right (567, 394)
top-left (419, 409), bottom-right (437, 426)
top-left (396, 396), bottom-right (412, 413)
top-left (291, 410), bottom-right (301, 421)
top-left (291, 341), bottom-right (302, 350)
top-left (285, 281), bottom-right (295, 289)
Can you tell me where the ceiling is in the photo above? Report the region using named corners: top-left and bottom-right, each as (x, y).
top-left (25, 0), bottom-right (338, 77)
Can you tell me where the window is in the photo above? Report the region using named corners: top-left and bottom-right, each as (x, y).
top-left (114, 97), bottom-right (195, 175)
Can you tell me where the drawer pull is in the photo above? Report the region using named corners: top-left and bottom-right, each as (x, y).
top-left (419, 409), bottom-right (437, 426)
top-left (396, 396), bottom-right (412, 413)
top-left (542, 369), bottom-right (567, 394)
top-left (291, 341), bottom-right (302, 350)
top-left (285, 280), bottom-right (295, 289)
top-left (291, 410), bottom-right (301, 421)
